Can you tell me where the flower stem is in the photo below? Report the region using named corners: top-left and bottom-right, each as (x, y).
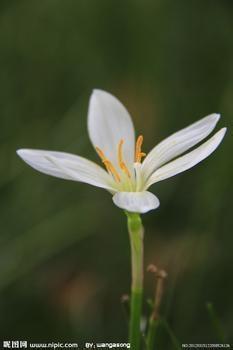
top-left (126, 212), bottom-right (144, 350)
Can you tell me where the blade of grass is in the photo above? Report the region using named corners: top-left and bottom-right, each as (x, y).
top-left (160, 318), bottom-right (181, 350)
top-left (206, 302), bottom-right (226, 343)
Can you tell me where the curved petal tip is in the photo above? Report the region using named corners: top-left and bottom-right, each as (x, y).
top-left (87, 89), bottom-right (135, 168)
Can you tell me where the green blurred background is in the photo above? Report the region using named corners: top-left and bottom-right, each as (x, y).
top-left (0, 0), bottom-right (232, 347)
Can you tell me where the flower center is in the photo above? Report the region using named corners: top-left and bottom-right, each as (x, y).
top-left (96, 135), bottom-right (146, 183)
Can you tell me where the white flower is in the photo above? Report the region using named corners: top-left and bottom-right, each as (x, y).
top-left (17, 90), bottom-right (226, 214)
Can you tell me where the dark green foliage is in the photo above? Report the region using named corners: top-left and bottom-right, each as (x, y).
top-left (0, 0), bottom-right (232, 344)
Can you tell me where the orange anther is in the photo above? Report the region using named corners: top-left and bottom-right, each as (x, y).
top-left (135, 135), bottom-right (146, 163)
top-left (96, 147), bottom-right (121, 182)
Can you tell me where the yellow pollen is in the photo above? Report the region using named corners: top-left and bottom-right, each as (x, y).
top-left (118, 139), bottom-right (131, 178)
top-left (95, 147), bottom-right (121, 182)
top-left (135, 135), bottom-right (146, 163)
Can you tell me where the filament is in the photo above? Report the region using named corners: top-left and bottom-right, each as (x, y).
top-left (118, 139), bottom-right (131, 178)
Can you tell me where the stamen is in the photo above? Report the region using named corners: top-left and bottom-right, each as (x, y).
top-left (135, 135), bottom-right (146, 163)
top-left (96, 147), bottom-right (121, 182)
top-left (118, 139), bottom-right (131, 178)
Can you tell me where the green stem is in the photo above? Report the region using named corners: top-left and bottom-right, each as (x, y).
top-left (126, 212), bottom-right (144, 350)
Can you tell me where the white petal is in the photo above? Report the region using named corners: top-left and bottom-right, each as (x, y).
top-left (88, 89), bottom-right (135, 169)
top-left (142, 113), bottom-right (221, 180)
top-left (112, 191), bottom-right (160, 213)
top-left (17, 149), bottom-right (116, 191)
top-left (146, 128), bottom-right (226, 188)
